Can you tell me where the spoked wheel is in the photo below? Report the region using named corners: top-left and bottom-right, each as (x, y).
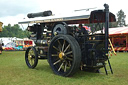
top-left (48, 35), bottom-right (81, 77)
top-left (25, 47), bottom-right (38, 69)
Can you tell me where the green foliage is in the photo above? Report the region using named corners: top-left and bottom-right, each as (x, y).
top-left (0, 24), bottom-right (28, 38)
top-left (117, 9), bottom-right (126, 27)
top-left (109, 22), bottom-right (118, 28)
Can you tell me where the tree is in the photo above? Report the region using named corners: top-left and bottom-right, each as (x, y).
top-left (117, 9), bottom-right (126, 27)
top-left (109, 22), bottom-right (118, 28)
top-left (0, 24), bottom-right (28, 38)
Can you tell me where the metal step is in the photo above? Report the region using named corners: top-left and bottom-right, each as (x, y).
top-left (103, 59), bottom-right (113, 75)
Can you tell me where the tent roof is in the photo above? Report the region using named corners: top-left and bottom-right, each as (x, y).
top-left (109, 27), bottom-right (128, 36)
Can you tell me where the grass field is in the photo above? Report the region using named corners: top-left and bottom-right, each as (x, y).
top-left (0, 51), bottom-right (128, 85)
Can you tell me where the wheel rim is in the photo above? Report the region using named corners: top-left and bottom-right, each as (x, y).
top-left (27, 48), bottom-right (36, 66)
top-left (25, 47), bottom-right (38, 68)
top-left (50, 39), bottom-right (74, 74)
top-left (48, 35), bottom-right (81, 76)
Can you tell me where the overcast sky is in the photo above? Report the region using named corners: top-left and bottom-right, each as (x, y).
top-left (0, 0), bottom-right (128, 26)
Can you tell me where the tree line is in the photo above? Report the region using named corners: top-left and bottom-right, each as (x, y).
top-left (0, 24), bottom-right (28, 38)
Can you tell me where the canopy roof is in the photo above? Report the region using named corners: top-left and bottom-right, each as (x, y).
top-left (19, 10), bottom-right (116, 24)
top-left (109, 27), bottom-right (128, 36)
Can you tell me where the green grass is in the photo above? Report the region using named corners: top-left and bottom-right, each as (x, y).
top-left (0, 51), bottom-right (128, 85)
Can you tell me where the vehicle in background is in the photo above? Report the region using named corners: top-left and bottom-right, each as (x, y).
top-left (2, 42), bottom-right (20, 51)
top-left (15, 40), bottom-right (34, 50)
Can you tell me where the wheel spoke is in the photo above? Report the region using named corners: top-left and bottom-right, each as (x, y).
top-left (66, 57), bottom-right (73, 61)
top-left (28, 57), bottom-right (31, 61)
top-left (29, 51), bottom-right (32, 55)
top-left (64, 62), bottom-right (67, 72)
top-left (53, 46), bottom-right (60, 52)
top-left (28, 58), bottom-right (31, 63)
top-left (28, 53), bottom-right (31, 60)
top-left (58, 45), bottom-right (61, 52)
top-left (69, 55), bottom-right (73, 57)
top-left (53, 59), bottom-right (61, 65)
top-left (28, 52), bottom-right (31, 57)
top-left (29, 49), bottom-right (33, 54)
top-left (31, 59), bottom-right (34, 65)
top-left (58, 62), bottom-right (64, 71)
top-left (65, 55), bottom-right (73, 61)
top-left (65, 51), bottom-right (72, 55)
top-left (52, 54), bottom-right (58, 57)
top-left (31, 51), bottom-right (34, 55)
top-left (29, 59), bottom-right (33, 65)
top-left (58, 40), bottom-right (62, 51)
top-left (62, 40), bottom-right (65, 52)
top-left (64, 44), bottom-right (70, 53)
top-left (68, 61), bottom-right (71, 67)
top-left (30, 51), bottom-right (35, 57)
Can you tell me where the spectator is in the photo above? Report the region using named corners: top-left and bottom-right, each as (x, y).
top-left (76, 24), bottom-right (88, 35)
top-left (0, 43), bottom-right (3, 54)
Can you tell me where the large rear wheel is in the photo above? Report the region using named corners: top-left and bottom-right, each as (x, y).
top-left (48, 35), bottom-right (81, 77)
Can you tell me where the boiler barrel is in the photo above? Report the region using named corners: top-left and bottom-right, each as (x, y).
top-left (27, 10), bottom-right (52, 18)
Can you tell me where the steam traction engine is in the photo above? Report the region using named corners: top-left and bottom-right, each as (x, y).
top-left (19, 4), bottom-right (116, 77)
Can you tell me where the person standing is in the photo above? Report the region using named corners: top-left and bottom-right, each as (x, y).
top-left (0, 43), bottom-right (3, 54)
top-left (0, 22), bottom-right (3, 54)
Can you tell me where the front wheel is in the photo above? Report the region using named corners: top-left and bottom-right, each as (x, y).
top-left (25, 47), bottom-right (38, 69)
top-left (48, 35), bottom-right (81, 77)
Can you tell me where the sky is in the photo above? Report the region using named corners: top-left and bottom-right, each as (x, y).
top-left (0, 0), bottom-right (128, 26)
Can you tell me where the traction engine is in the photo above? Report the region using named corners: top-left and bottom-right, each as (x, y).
top-left (19, 4), bottom-right (116, 76)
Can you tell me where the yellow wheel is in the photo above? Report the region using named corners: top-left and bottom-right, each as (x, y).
top-left (25, 47), bottom-right (38, 69)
